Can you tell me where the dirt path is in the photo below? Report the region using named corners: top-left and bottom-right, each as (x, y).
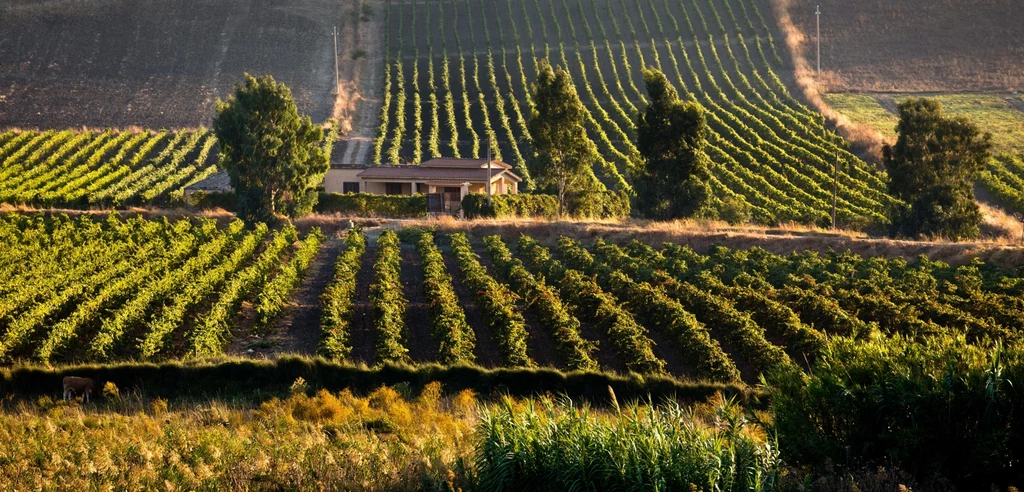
top-left (474, 248), bottom-right (561, 369)
top-left (347, 243), bottom-right (377, 365)
top-left (336, 0), bottom-right (385, 164)
top-left (575, 319), bottom-right (627, 375)
top-left (266, 235), bottom-right (346, 355)
top-left (641, 326), bottom-right (692, 381)
top-left (441, 246), bottom-right (503, 368)
top-left (400, 244), bottom-right (435, 363)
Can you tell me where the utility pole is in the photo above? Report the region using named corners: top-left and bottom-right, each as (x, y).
top-left (832, 149), bottom-right (838, 230)
top-left (486, 144), bottom-right (493, 206)
top-left (815, 5), bottom-right (821, 76)
top-left (825, 120), bottom-right (837, 230)
top-left (333, 26), bottom-right (340, 95)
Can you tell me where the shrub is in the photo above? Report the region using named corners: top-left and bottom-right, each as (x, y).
top-left (565, 190), bottom-right (631, 219)
top-left (462, 192), bottom-right (621, 219)
top-left (178, 190), bottom-right (238, 211)
top-left (460, 193), bottom-right (494, 219)
top-left (496, 193), bottom-right (558, 218)
top-left (718, 195), bottom-right (752, 225)
top-left (769, 335), bottom-right (1024, 488)
top-left (315, 192), bottom-right (427, 217)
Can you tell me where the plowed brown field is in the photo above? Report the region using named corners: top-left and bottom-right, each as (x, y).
top-left (0, 0), bottom-right (360, 128)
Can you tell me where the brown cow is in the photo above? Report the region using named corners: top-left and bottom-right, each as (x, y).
top-left (62, 376), bottom-right (96, 403)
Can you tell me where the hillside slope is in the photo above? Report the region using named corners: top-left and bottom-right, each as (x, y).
top-left (371, 0), bottom-right (896, 227)
top-left (781, 0), bottom-right (1024, 92)
top-left (0, 0), bottom-right (360, 128)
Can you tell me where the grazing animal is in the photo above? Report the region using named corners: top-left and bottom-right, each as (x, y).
top-left (62, 376), bottom-right (96, 403)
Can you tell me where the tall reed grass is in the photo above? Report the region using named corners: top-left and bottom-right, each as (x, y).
top-left (475, 393), bottom-right (781, 491)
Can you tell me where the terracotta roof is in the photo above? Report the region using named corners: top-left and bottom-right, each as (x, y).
top-left (420, 158), bottom-right (512, 170)
top-left (357, 166), bottom-right (521, 182)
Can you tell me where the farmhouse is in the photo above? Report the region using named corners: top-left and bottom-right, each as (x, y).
top-left (187, 158), bottom-right (522, 207)
top-left (324, 158), bottom-right (522, 198)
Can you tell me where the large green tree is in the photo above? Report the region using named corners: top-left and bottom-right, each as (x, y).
top-left (214, 74), bottom-right (330, 223)
top-left (527, 60), bottom-right (599, 216)
top-left (634, 69), bottom-right (711, 219)
top-left (883, 98), bottom-right (992, 240)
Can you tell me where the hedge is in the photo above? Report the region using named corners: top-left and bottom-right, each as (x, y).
top-left (0, 356), bottom-right (755, 406)
top-left (183, 189), bottom-right (627, 220)
top-left (315, 192), bottom-right (428, 217)
top-left (463, 193), bottom-right (558, 219)
top-left (462, 191), bottom-right (630, 219)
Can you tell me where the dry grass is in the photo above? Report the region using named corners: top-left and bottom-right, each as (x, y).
top-left (0, 383), bottom-right (479, 490)
top-left (375, 217), bottom-right (1024, 268)
top-left (980, 202), bottom-right (1024, 242)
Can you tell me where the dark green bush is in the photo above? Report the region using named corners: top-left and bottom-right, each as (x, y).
top-left (315, 192), bottom-right (427, 217)
top-left (565, 190), bottom-right (631, 219)
top-left (176, 191), bottom-right (238, 211)
top-left (462, 193), bottom-right (558, 219)
top-left (769, 335), bottom-right (1024, 488)
top-left (494, 193), bottom-right (559, 219)
top-left (460, 193), bottom-right (494, 219)
top-left (463, 192), bottom-right (626, 219)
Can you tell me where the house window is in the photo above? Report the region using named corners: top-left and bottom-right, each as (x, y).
top-left (385, 183), bottom-right (404, 195)
top-left (342, 182), bottom-right (360, 194)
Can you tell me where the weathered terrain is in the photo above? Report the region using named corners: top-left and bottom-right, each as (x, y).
top-left (0, 0), bottom-right (362, 128)
top-left (781, 0), bottom-right (1024, 92)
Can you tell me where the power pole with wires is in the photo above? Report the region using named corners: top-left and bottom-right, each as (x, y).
top-left (832, 149), bottom-right (838, 230)
top-left (816, 5), bottom-right (821, 76)
top-left (486, 144), bottom-right (493, 206)
top-left (333, 26), bottom-right (340, 95)
top-left (824, 120), bottom-right (837, 229)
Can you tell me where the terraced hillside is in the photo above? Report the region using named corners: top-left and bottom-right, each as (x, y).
top-left (372, 0), bottom-right (898, 227)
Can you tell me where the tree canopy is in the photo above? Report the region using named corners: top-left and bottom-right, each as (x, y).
top-left (634, 69), bottom-right (711, 219)
top-left (527, 60), bottom-right (600, 216)
top-left (214, 74), bottom-right (330, 223)
top-left (883, 98), bottom-right (992, 240)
